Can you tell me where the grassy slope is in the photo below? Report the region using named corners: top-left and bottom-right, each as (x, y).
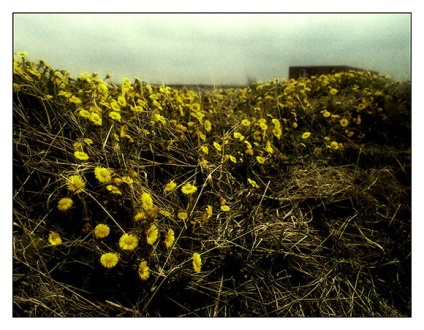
top-left (13, 55), bottom-right (411, 316)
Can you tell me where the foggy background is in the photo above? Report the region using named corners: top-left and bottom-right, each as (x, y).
top-left (13, 13), bottom-right (411, 85)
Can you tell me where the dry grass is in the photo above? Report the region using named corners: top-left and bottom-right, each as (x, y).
top-left (13, 66), bottom-right (411, 317)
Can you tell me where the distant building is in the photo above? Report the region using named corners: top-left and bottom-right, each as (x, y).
top-left (288, 65), bottom-right (378, 80)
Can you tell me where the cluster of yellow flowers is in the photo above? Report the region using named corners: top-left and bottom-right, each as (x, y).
top-left (15, 53), bottom-right (399, 285)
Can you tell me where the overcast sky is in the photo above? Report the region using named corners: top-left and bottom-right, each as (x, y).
top-left (13, 13), bottom-right (411, 85)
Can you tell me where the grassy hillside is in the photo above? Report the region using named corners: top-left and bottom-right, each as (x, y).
top-left (13, 52), bottom-right (411, 317)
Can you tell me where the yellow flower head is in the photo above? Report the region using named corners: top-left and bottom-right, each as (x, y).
top-left (256, 156), bottom-right (266, 164)
top-left (192, 252), bottom-right (202, 273)
top-left (301, 132), bottom-right (311, 139)
top-left (164, 229), bottom-right (175, 249)
top-left (78, 109), bottom-right (91, 119)
top-left (202, 205), bottom-right (213, 222)
top-left (146, 224), bottom-right (159, 245)
top-left (190, 103), bottom-right (201, 112)
top-left (248, 178), bottom-right (259, 189)
top-left (90, 112), bottom-right (102, 126)
top-left (57, 197), bottom-right (73, 211)
top-left (340, 118), bottom-right (349, 127)
top-left (119, 233), bottom-right (139, 250)
top-left (265, 141), bottom-right (274, 154)
top-left (329, 87), bottom-right (338, 95)
top-left (106, 185), bottom-right (122, 195)
top-left (164, 181), bottom-right (177, 193)
top-left (94, 224), bottom-right (110, 239)
top-left (74, 151), bottom-right (89, 161)
top-left (141, 192), bottom-right (154, 211)
top-left (138, 260), bottom-right (150, 281)
top-left (178, 211), bottom-right (188, 221)
top-left (67, 175), bottom-right (86, 193)
top-left (100, 252), bottom-right (119, 269)
top-left (200, 145), bottom-right (209, 155)
top-left (213, 141), bottom-right (222, 152)
top-left (204, 120), bottom-right (212, 132)
top-left (121, 176), bottom-right (134, 185)
top-left (233, 132), bottom-right (245, 141)
top-left (322, 110), bottom-right (331, 118)
top-left (154, 113), bottom-right (166, 125)
top-left (134, 211), bottom-right (146, 222)
top-left (220, 205), bottom-right (230, 212)
top-left (181, 183), bottom-right (197, 195)
top-left (48, 231), bottom-right (62, 246)
top-left (241, 119), bottom-right (251, 126)
top-left (110, 101), bottom-right (121, 112)
top-left (94, 167), bottom-right (112, 183)
top-left (109, 111), bottom-right (121, 122)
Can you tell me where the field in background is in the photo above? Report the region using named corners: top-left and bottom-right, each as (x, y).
top-left (13, 53), bottom-right (411, 316)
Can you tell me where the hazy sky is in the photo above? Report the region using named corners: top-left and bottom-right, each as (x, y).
top-left (13, 13), bottom-right (411, 85)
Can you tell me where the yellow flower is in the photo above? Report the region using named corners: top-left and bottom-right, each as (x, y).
top-left (259, 122), bottom-right (268, 131)
top-left (69, 95), bottom-right (82, 105)
top-left (100, 252), bottom-right (119, 268)
top-left (181, 183), bottom-right (197, 195)
top-left (200, 145), bottom-right (209, 155)
top-left (271, 118), bottom-right (281, 127)
top-left (192, 252), bottom-right (202, 273)
top-left (48, 231), bottom-right (62, 246)
top-left (292, 122), bottom-right (298, 129)
top-left (119, 233), bottom-right (139, 250)
top-left (329, 87), bottom-right (338, 95)
top-left (190, 103), bottom-right (201, 112)
top-left (110, 101), bottom-right (121, 112)
top-left (67, 175), bottom-right (86, 193)
top-left (138, 260), bottom-right (150, 281)
top-left (213, 141), bottom-right (222, 152)
top-left (134, 211), bottom-right (146, 221)
top-left (57, 197), bottom-right (73, 211)
top-left (272, 127), bottom-right (282, 139)
top-left (164, 181), bottom-right (177, 193)
top-left (154, 113), bottom-right (166, 125)
top-left (322, 110), bottom-right (331, 117)
top-left (74, 151), bottom-right (89, 161)
top-left (265, 141), bottom-right (274, 154)
top-left (164, 229), bottom-right (175, 249)
top-left (178, 211), bottom-right (188, 221)
top-left (220, 205), bottom-right (230, 212)
top-left (202, 205), bottom-right (213, 221)
top-left (94, 224), bottom-right (110, 238)
top-left (97, 83), bottom-right (108, 94)
top-left (94, 167), bottom-right (112, 183)
top-left (146, 224), bottom-right (159, 245)
top-left (328, 141), bottom-right (340, 150)
top-left (229, 155), bottom-right (237, 163)
top-left (233, 132), bottom-right (245, 141)
top-left (121, 176), bottom-right (134, 185)
top-left (199, 158), bottom-right (209, 167)
top-left (204, 120), bottom-right (212, 132)
top-left (17, 51), bottom-right (28, 58)
top-left (256, 156), bottom-right (266, 164)
top-left (78, 109), bottom-right (91, 119)
top-left (90, 112), bottom-right (102, 126)
top-left (248, 178), bottom-right (259, 188)
top-left (106, 185), bottom-right (122, 195)
top-left (109, 111), bottom-right (121, 122)
top-left (241, 119), bottom-right (251, 126)
top-left (84, 138), bottom-right (93, 145)
top-left (141, 192), bottom-right (154, 211)
top-left (117, 95), bottom-right (127, 107)
top-left (340, 118), bottom-right (349, 127)
top-left (301, 132), bottom-right (311, 139)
